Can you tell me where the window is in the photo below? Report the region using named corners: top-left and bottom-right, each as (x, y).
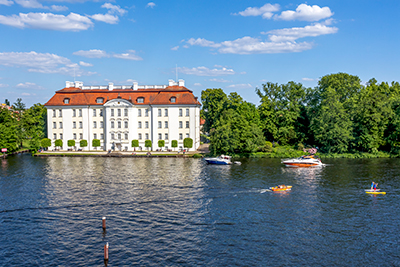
top-left (73, 122), bottom-right (76, 129)
top-left (94, 133), bottom-right (97, 139)
top-left (53, 133), bottom-right (57, 140)
top-left (60, 133), bottom-right (63, 139)
top-left (164, 109), bottom-right (168, 117)
top-left (100, 133), bottom-right (104, 140)
top-left (165, 133), bottom-right (168, 140)
top-left (53, 109), bottom-right (56, 117)
top-left (73, 133), bottom-right (76, 140)
top-left (53, 122), bottom-right (56, 129)
top-left (145, 133), bottom-right (149, 140)
top-left (124, 121), bottom-right (128, 128)
top-left (138, 133), bottom-right (142, 140)
top-left (125, 133), bottom-right (128, 140)
top-left (170, 97), bottom-right (176, 103)
top-left (158, 109), bottom-right (161, 117)
top-left (96, 98), bottom-right (104, 104)
top-left (79, 122), bottom-right (82, 129)
top-left (179, 133), bottom-right (183, 140)
top-left (118, 121), bottom-right (121, 128)
top-left (179, 109), bottom-right (182, 117)
top-left (64, 98), bottom-right (69, 104)
top-left (138, 109), bottom-right (142, 117)
top-left (100, 110), bottom-right (103, 117)
top-left (179, 121), bottom-right (183, 129)
top-left (186, 121), bottom-right (189, 128)
top-left (59, 122), bottom-right (63, 129)
top-left (111, 133), bottom-right (115, 140)
top-left (145, 109), bottom-right (149, 117)
top-left (111, 121), bottom-right (114, 128)
top-left (138, 121), bottom-right (142, 129)
top-left (158, 121), bottom-right (162, 129)
top-left (59, 109), bottom-right (62, 117)
top-left (118, 109), bottom-right (121, 117)
top-left (100, 121), bottom-right (104, 128)
top-left (165, 121), bottom-right (168, 128)
top-left (93, 109), bottom-right (96, 117)
top-left (79, 133), bottom-right (82, 140)
top-left (73, 109), bottom-right (76, 117)
top-left (79, 109), bottom-right (82, 117)
top-left (93, 121), bottom-right (97, 128)
top-left (186, 108), bottom-right (189, 116)
top-left (137, 97), bottom-right (144, 103)
top-left (124, 109), bottom-right (128, 117)
top-left (145, 121), bottom-right (149, 129)
top-left (158, 133), bottom-right (162, 140)
top-left (118, 133), bottom-right (121, 140)
top-left (186, 133), bottom-right (189, 138)
top-left (111, 109), bottom-right (114, 116)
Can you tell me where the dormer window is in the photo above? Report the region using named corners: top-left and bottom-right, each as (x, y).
top-left (63, 98), bottom-right (70, 104)
top-left (96, 98), bottom-right (104, 104)
top-left (170, 97), bottom-right (176, 103)
top-left (137, 97), bottom-right (144, 103)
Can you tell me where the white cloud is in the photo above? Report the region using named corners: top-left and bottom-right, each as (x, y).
top-left (79, 61), bottom-right (93, 67)
top-left (15, 0), bottom-right (44, 8)
top-left (90, 13), bottom-right (119, 24)
top-left (0, 83), bottom-right (9, 88)
top-left (0, 0), bottom-right (13, 6)
top-left (0, 51), bottom-right (91, 76)
top-left (101, 3), bottom-right (127, 15)
top-left (227, 83), bottom-right (252, 89)
top-left (264, 22), bottom-right (338, 42)
top-left (209, 78), bottom-right (232, 83)
top-left (235, 3), bottom-right (280, 19)
top-left (73, 49), bottom-right (108, 58)
top-left (274, 4), bottom-right (333, 22)
top-left (112, 50), bottom-right (142, 61)
top-left (178, 66), bottom-right (235, 76)
top-left (171, 46), bottom-right (179, 51)
top-left (51, 5), bottom-right (68, 12)
top-left (146, 2), bottom-right (156, 8)
top-left (302, 78), bottom-right (317, 81)
top-left (0, 12), bottom-right (93, 31)
top-left (193, 83), bottom-right (202, 86)
top-left (187, 38), bottom-right (221, 48)
top-left (16, 82), bottom-right (45, 90)
top-left (73, 49), bottom-right (143, 61)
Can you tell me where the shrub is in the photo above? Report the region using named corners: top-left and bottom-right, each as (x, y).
top-left (55, 139), bottom-right (63, 149)
top-left (145, 140), bottom-right (152, 150)
top-left (41, 138), bottom-right (51, 148)
top-left (92, 139), bottom-right (101, 150)
top-left (132, 140), bottom-right (139, 148)
top-left (192, 153), bottom-right (202, 158)
top-left (68, 139), bottom-right (75, 147)
top-left (158, 140), bottom-right (165, 148)
top-left (171, 140), bottom-right (178, 150)
top-left (80, 139), bottom-right (88, 148)
top-left (184, 138), bottom-right (193, 150)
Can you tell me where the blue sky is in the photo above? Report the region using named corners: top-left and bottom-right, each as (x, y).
top-left (0, 0), bottom-right (399, 107)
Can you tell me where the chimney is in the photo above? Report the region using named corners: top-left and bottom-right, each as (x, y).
top-left (108, 82), bottom-right (114, 91)
top-left (66, 81), bottom-right (74, 88)
top-left (168, 79), bottom-right (175, 86)
top-left (133, 82), bottom-right (138, 90)
top-left (75, 81), bottom-right (83, 88)
top-left (178, 79), bottom-right (185, 87)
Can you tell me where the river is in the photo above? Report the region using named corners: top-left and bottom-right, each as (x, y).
top-left (0, 155), bottom-right (399, 266)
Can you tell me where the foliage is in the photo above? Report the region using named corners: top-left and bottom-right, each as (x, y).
top-left (131, 139), bottom-right (139, 148)
top-left (41, 138), bottom-right (51, 148)
top-left (92, 139), bottom-right (101, 149)
top-left (192, 153), bottom-right (202, 158)
top-left (80, 139), bottom-right (87, 147)
top-left (183, 138), bottom-right (193, 149)
top-left (68, 140), bottom-right (75, 147)
top-left (55, 139), bottom-right (63, 148)
top-left (158, 140), bottom-right (165, 148)
top-left (145, 140), bottom-right (152, 150)
top-left (171, 140), bottom-right (178, 150)
top-left (201, 88), bottom-right (228, 133)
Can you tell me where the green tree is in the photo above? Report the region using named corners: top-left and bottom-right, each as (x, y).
top-left (13, 98), bottom-right (26, 111)
top-left (183, 138), bottom-right (193, 151)
top-left (158, 140), bottom-right (165, 149)
top-left (80, 139), bottom-right (88, 149)
top-left (0, 108), bottom-right (18, 152)
top-left (68, 140), bottom-right (75, 148)
top-left (92, 139), bottom-right (101, 150)
top-left (5, 99), bottom-right (10, 106)
top-left (145, 140), bottom-right (152, 150)
top-left (55, 139), bottom-right (63, 149)
top-left (201, 88), bottom-right (228, 133)
top-left (171, 140), bottom-right (178, 151)
top-left (131, 139), bottom-right (139, 151)
top-left (41, 138), bottom-right (51, 149)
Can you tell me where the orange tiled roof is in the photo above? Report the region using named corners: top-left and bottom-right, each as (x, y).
top-left (44, 85), bottom-right (201, 106)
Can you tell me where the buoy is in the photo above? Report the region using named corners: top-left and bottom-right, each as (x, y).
top-left (102, 217), bottom-right (106, 229)
top-left (104, 242), bottom-right (109, 265)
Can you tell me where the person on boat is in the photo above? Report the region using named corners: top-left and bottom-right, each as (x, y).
top-left (373, 182), bottom-right (378, 191)
top-left (371, 182), bottom-right (375, 190)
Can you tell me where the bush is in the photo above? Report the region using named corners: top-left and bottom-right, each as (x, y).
top-left (92, 139), bottom-right (100, 150)
top-left (171, 140), bottom-right (178, 150)
top-left (158, 140), bottom-right (165, 148)
top-left (68, 139), bottom-right (75, 147)
top-left (80, 139), bottom-right (88, 148)
top-left (55, 139), bottom-right (63, 149)
top-left (192, 153), bottom-right (202, 158)
top-left (131, 140), bottom-right (139, 148)
top-left (41, 138), bottom-right (51, 148)
top-left (184, 138), bottom-right (193, 150)
top-left (145, 140), bottom-right (152, 150)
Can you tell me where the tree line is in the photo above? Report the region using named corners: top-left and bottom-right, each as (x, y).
top-left (0, 99), bottom-right (47, 153)
top-left (202, 73), bottom-right (400, 155)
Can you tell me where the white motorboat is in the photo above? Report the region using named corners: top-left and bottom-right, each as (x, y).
top-left (204, 155), bottom-right (241, 165)
top-left (281, 154), bottom-right (323, 167)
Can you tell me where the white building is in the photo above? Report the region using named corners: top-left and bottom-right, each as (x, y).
top-left (44, 79), bottom-right (201, 151)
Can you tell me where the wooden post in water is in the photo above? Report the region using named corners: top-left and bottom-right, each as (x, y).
top-left (104, 242), bottom-right (109, 266)
top-left (102, 217), bottom-right (106, 230)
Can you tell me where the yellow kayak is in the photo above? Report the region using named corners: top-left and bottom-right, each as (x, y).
top-left (366, 191), bottom-right (386, 195)
top-left (270, 185), bottom-right (292, 192)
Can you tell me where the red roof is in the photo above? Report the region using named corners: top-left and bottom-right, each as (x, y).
top-left (45, 85), bottom-right (201, 106)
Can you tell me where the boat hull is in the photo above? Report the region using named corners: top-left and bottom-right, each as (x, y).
top-left (283, 162), bottom-right (321, 167)
top-left (204, 159), bottom-right (231, 165)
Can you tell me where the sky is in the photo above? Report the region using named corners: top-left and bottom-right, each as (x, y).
top-left (0, 0), bottom-right (400, 107)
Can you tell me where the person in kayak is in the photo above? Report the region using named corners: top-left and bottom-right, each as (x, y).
top-left (371, 182), bottom-right (378, 191)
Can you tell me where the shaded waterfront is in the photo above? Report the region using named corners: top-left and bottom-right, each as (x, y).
top-left (1, 155), bottom-right (399, 266)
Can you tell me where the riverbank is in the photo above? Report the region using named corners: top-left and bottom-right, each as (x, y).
top-left (34, 150), bottom-right (204, 158)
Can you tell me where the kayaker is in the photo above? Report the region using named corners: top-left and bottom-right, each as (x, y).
top-left (371, 181), bottom-right (375, 190)
top-left (374, 183), bottom-right (378, 191)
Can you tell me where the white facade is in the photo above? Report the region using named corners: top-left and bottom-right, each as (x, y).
top-left (46, 80), bottom-right (201, 151)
